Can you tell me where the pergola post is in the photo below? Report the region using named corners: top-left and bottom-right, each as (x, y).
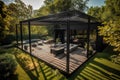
top-left (87, 17), bottom-right (90, 58)
top-left (20, 22), bottom-right (23, 49)
top-left (96, 27), bottom-right (98, 52)
top-left (16, 24), bottom-right (18, 47)
top-left (96, 27), bottom-right (103, 52)
top-left (28, 21), bottom-right (32, 54)
top-left (66, 20), bottom-right (70, 73)
top-left (54, 29), bottom-right (57, 44)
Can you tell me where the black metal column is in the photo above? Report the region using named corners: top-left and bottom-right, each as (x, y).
top-left (20, 22), bottom-right (23, 49)
top-left (28, 21), bottom-right (32, 54)
top-left (16, 24), bottom-right (18, 47)
top-left (96, 27), bottom-right (103, 52)
top-left (66, 20), bottom-right (70, 73)
top-left (87, 17), bottom-right (90, 58)
top-left (96, 27), bottom-right (98, 52)
top-left (54, 29), bottom-right (57, 44)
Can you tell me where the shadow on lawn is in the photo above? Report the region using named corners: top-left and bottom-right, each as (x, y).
top-left (36, 58), bottom-right (66, 80)
top-left (13, 48), bottom-right (66, 80)
top-left (9, 73), bottom-right (18, 80)
top-left (14, 49), bottom-right (40, 80)
top-left (3, 48), bottom-right (120, 80)
top-left (68, 52), bottom-right (120, 80)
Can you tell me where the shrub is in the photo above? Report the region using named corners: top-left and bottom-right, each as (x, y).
top-left (0, 34), bottom-right (15, 45)
top-left (0, 53), bottom-right (17, 79)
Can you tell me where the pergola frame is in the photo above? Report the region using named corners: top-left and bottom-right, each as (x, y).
top-left (16, 10), bottom-right (102, 74)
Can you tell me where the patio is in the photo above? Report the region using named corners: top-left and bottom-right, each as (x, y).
top-left (21, 42), bottom-right (88, 74)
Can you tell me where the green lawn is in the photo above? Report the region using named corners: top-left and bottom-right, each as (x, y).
top-left (68, 46), bottom-right (120, 80)
top-left (0, 46), bottom-right (120, 80)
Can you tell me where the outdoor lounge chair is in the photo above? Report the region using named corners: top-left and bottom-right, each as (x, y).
top-left (31, 43), bottom-right (37, 47)
top-left (50, 47), bottom-right (64, 56)
top-left (37, 41), bottom-right (43, 45)
top-left (64, 43), bottom-right (78, 52)
top-left (69, 44), bottom-right (78, 52)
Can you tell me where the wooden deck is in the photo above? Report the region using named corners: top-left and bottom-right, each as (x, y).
top-left (22, 44), bottom-right (88, 74)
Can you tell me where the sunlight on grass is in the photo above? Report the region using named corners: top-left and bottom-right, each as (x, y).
top-left (13, 48), bottom-right (67, 80)
top-left (82, 71), bottom-right (97, 79)
top-left (80, 72), bottom-right (93, 80)
top-left (1, 47), bottom-right (120, 80)
top-left (92, 58), bottom-right (120, 79)
top-left (15, 63), bottom-right (31, 80)
top-left (68, 47), bottom-right (120, 80)
top-left (89, 63), bottom-right (120, 79)
top-left (83, 69), bottom-right (100, 80)
top-left (111, 75), bottom-right (120, 80)
top-left (76, 75), bottom-right (85, 80)
top-left (85, 67), bottom-right (109, 79)
top-left (94, 58), bottom-right (120, 71)
top-left (89, 63), bottom-right (112, 75)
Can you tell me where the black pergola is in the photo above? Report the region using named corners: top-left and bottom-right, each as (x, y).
top-left (16, 10), bottom-right (103, 75)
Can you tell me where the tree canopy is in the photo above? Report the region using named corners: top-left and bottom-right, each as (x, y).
top-left (0, 1), bottom-right (11, 42)
top-left (35, 0), bottom-right (89, 16)
top-left (88, 0), bottom-right (120, 53)
top-left (0, 0), bottom-right (33, 44)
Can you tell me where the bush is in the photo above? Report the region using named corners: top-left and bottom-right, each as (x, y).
top-left (0, 54), bottom-right (17, 79)
top-left (0, 34), bottom-right (15, 45)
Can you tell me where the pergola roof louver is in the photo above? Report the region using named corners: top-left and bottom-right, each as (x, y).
top-left (21, 10), bottom-right (98, 25)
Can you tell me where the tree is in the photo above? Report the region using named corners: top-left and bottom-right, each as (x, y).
top-left (0, 0), bottom-right (33, 44)
top-left (34, 6), bottom-right (50, 17)
top-left (13, 0), bottom-right (33, 20)
top-left (8, 0), bottom-right (33, 23)
top-left (53, 0), bottom-right (89, 12)
top-left (87, 0), bottom-right (120, 53)
top-left (0, 1), bottom-right (11, 43)
top-left (27, 5), bottom-right (33, 18)
top-left (8, 0), bottom-right (33, 34)
top-left (99, 20), bottom-right (120, 52)
top-left (54, 0), bottom-right (71, 12)
top-left (0, 53), bottom-right (17, 79)
top-left (87, 6), bottom-right (104, 21)
top-left (99, 0), bottom-right (120, 52)
top-left (36, 0), bottom-right (89, 16)
top-left (71, 0), bottom-right (89, 11)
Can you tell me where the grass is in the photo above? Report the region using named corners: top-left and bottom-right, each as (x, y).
top-left (11, 48), bottom-right (66, 80)
top-left (68, 46), bottom-right (120, 80)
top-left (0, 46), bottom-right (120, 80)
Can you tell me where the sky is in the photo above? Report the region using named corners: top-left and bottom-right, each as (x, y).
top-left (2, 0), bottom-right (105, 10)
top-left (21, 0), bottom-right (45, 10)
top-left (87, 0), bottom-right (105, 8)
